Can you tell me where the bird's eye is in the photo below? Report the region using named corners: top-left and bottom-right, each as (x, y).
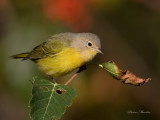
top-left (88, 42), bottom-right (92, 47)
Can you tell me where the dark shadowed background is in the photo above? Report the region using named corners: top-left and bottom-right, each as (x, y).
top-left (0, 0), bottom-right (160, 120)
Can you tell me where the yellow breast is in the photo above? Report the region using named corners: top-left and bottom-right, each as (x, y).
top-left (37, 48), bottom-right (86, 77)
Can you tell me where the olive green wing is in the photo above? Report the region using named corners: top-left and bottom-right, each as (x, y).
top-left (28, 39), bottom-right (71, 61)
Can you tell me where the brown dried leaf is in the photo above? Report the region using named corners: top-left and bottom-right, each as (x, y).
top-left (99, 61), bottom-right (151, 86)
top-left (120, 70), bottom-right (151, 86)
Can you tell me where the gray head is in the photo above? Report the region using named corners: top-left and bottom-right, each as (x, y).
top-left (72, 33), bottom-right (101, 52)
top-left (71, 32), bottom-right (102, 62)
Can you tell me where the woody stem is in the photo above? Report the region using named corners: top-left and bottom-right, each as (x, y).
top-left (65, 73), bottom-right (79, 85)
top-left (65, 65), bottom-right (87, 85)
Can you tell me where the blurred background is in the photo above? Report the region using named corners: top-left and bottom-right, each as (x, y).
top-left (0, 0), bottom-right (160, 120)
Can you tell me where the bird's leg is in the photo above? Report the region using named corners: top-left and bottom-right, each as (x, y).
top-left (65, 65), bottom-right (87, 85)
top-left (51, 77), bottom-right (57, 84)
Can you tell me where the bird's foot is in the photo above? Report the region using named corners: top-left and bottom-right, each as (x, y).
top-left (77, 65), bottom-right (87, 73)
top-left (51, 77), bottom-right (57, 84)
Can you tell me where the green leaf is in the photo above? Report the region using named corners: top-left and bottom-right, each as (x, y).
top-left (99, 61), bottom-right (122, 79)
top-left (29, 76), bottom-right (77, 120)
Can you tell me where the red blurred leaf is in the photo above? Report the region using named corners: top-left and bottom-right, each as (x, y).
top-left (42, 0), bottom-right (101, 31)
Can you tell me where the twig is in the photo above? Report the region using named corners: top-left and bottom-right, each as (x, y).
top-left (65, 65), bottom-right (87, 85)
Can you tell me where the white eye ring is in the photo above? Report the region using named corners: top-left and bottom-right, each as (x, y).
top-left (88, 42), bottom-right (92, 47)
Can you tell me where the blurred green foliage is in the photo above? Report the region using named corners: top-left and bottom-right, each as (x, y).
top-left (0, 0), bottom-right (159, 120)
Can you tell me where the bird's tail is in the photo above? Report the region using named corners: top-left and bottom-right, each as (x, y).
top-left (11, 52), bottom-right (29, 60)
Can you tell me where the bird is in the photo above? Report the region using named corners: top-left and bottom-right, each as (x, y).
top-left (12, 32), bottom-right (102, 84)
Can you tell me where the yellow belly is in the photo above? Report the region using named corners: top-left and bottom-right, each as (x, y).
top-left (37, 48), bottom-right (85, 77)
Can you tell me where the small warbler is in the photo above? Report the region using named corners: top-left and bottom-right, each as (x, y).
top-left (12, 32), bottom-right (102, 83)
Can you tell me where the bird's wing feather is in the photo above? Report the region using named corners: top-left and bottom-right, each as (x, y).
top-left (28, 37), bottom-right (71, 61)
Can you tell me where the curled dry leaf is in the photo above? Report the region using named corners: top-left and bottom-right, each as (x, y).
top-left (99, 61), bottom-right (151, 86)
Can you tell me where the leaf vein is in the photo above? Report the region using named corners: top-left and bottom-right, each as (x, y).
top-left (42, 84), bottom-right (56, 120)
